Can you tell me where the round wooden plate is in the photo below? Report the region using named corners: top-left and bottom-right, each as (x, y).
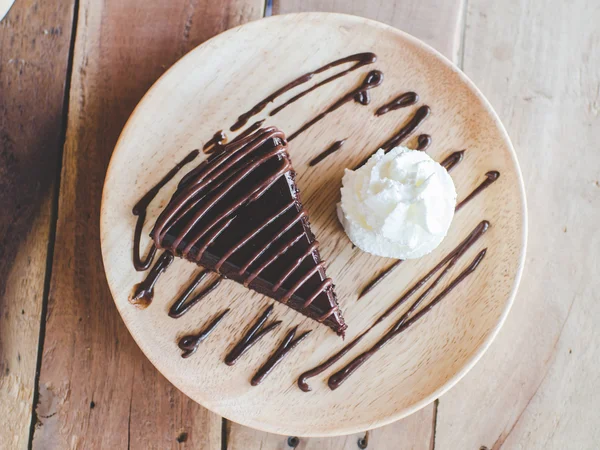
top-left (101, 13), bottom-right (526, 436)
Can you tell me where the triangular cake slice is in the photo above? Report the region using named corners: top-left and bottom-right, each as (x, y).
top-left (151, 127), bottom-right (347, 336)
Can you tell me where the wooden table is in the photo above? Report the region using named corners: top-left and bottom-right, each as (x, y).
top-left (1, 0), bottom-right (598, 448)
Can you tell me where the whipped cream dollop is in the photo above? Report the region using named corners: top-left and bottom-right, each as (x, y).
top-left (337, 146), bottom-right (456, 259)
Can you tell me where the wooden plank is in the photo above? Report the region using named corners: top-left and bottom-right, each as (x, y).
top-left (0, 0), bottom-right (76, 448)
top-left (227, 0), bottom-right (465, 447)
top-left (274, 0), bottom-right (465, 61)
top-left (31, 0), bottom-right (263, 448)
top-left (226, 408), bottom-right (435, 449)
top-left (435, 0), bottom-right (600, 448)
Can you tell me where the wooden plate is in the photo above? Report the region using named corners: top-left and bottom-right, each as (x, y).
top-left (101, 13), bottom-right (526, 436)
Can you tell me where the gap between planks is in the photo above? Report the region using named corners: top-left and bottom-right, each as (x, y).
top-left (25, 0), bottom-right (81, 448)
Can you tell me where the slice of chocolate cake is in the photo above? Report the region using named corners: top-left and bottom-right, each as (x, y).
top-left (151, 127), bottom-right (347, 336)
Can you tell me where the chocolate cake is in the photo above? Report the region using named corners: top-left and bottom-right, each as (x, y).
top-left (151, 127), bottom-right (347, 336)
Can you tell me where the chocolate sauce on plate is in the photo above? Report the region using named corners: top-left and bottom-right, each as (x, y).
top-left (252, 326), bottom-right (311, 386)
top-left (415, 134), bottom-right (432, 151)
top-left (375, 92), bottom-right (418, 116)
top-left (129, 252), bottom-right (174, 308)
top-left (169, 270), bottom-right (222, 318)
top-left (327, 249), bottom-right (487, 389)
top-left (354, 105), bottom-right (430, 169)
top-left (231, 52), bottom-right (377, 130)
top-left (288, 71), bottom-right (383, 141)
top-left (308, 140), bottom-right (346, 167)
top-left (178, 309), bottom-right (230, 358)
top-left (132, 150), bottom-right (199, 271)
top-left (203, 130), bottom-right (227, 154)
top-left (225, 304), bottom-right (281, 365)
top-left (357, 260), bottom-right (403, 300)
top-left (374, 220), bottom-right (489, 325)
top-left (455, 171), bottom-right (500, 211)
top-left (440, 150), bottom-right (465, 172)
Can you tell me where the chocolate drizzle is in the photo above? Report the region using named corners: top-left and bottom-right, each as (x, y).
top-left (328, 248), bottom-right (487, 390)
top-left (132, 150), bottom-right (199, 271)
top-left (375, 92), bottom-right (418, 116)
top-left (298, 221), bottom-right (489, 391)
top-left (415, 134), bottom-right (432, 151)
top-left (354, 105), bottom-right (431, 169)
top-left (440, 150), bottom-right (465, 172)
top-left (357, 260), bottom-right (403, 300)
top-left (231, 52), bottom-right (377, 131)
top-left (169, 270), bottom-right (222, 318)
top-left (297, 329), bottom-right (367, 392)
top-left (374, 220), bottom-right (489, 325)
top-left (232, 119), bottom-right (266, 144)
top-left (456, 171), bottom-right (500, 211)
top-left (288, 70), bottom-right (384, 142)
top-left (203, 130), bottom-right (227, 154)
top-left (129, 252), bottom-right (174, 308)
top-left (178, 309), bottom-right (230, 358)
top-left (308, 139), bottom-right (346, 167)
top-left (251, 326), bottom-right (311, 386)
top-left (378, 105), bottom-right (430, 152)
top-left (225, 305), bottom-right (282, 365)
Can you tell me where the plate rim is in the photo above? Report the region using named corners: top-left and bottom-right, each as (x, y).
top-left (100, 11), bottom-right (528, 436)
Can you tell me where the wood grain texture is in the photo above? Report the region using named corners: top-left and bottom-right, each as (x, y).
top-left (229, 0), bottom-right (466, 446)
top-left (30, 0), bottom-right (263, 448)
top-left (435, 0), bottom-right (600, 449)
top-left (101, 12), bottom-right (524, 437)
top-left (274, 0), bottom-right (466, 61)
top-left (0, 0), bottom-right (76, 448)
